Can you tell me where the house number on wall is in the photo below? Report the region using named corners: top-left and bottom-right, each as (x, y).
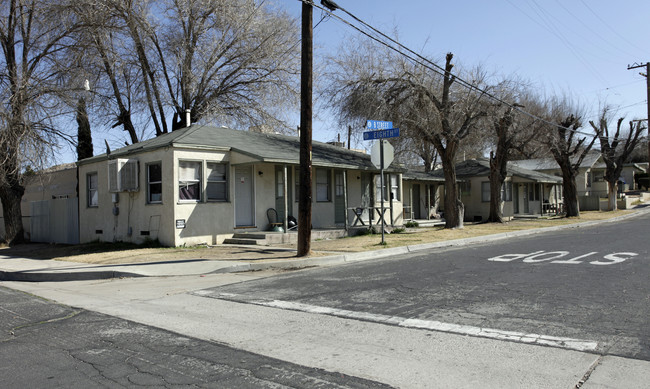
top-left (487, 251), bottom-right (638, 266)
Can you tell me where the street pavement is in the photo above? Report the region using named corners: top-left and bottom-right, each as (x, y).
top-left (2, 208), bottom-right (650, 388)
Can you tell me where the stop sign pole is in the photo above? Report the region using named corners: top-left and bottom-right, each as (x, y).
top-left (365, 121), bottom-right (399, 244)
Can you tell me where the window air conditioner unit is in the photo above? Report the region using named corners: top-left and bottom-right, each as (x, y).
top-left (108, 159), bottom-right (139, 192)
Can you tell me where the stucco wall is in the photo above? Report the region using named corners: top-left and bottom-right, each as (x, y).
top-left (78, 149), bottom-right (176, 246)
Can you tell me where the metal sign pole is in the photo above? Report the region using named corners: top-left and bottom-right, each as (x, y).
top-left (380, 139), bottom-right (385, 244)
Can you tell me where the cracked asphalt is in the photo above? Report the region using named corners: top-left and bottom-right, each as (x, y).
top-left (0, 286), bottom-right (391, 388)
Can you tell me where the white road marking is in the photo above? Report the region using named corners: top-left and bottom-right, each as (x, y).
top-left (207, 292), bottom-right (599, 352)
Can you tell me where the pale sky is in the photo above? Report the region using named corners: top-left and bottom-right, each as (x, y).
top-left (285, 0), bottom-right (650, 151)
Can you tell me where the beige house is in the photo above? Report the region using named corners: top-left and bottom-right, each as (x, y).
top-left (76, 125), bottom-right (404, 247)
top-left (450, 159), bottom-right (563, 222)
top-left (401, 171), bottom-right (446, 220)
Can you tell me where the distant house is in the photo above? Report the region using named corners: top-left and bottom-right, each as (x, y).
top-left (510, 153), bottom-right (647, 196)
top-left (401, 170), bottom-right (446, 220)
top-left (509, 153), bottom-right (601, 197)
top-left (447, 159), bottom-right (563, 222)
top-left (76, 125), bottom-right (405, 247)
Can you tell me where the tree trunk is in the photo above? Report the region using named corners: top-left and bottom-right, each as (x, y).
top-left (606, 180), bottom-right (618, 211)
top-left (487, 151), bottom-right (506, 223)
top-left (0, 178), bottom-right (25, 245)
top-left (441, 154), bottom-right (463, 228)
top-left (563, 171), bottom-right (580, 217)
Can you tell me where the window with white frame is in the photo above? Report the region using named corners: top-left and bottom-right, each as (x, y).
top-left (207, 162), bottom-right (228, 201)
top-left (316, 168), bottom-right (331, 202)
top-left (178, 161), bottom-right (201, 201)
top-left (147, 162), bottom-right (162, 203)
top-left (87, 172), bottom-right (98, 207)
top-left (276, 169), bottom-right (284, 198)
top-left (390, 174), bottom-right (400, 201)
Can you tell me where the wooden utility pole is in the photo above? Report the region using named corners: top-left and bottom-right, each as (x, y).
top-left (297, 2), bottom-right (313, 256)
top-left (627, 62), bottom-right (650, 164)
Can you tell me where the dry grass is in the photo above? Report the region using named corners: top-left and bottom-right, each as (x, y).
top-left (303, 209), bottom-right (636, 253)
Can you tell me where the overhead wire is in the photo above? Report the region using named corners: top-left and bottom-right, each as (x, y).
top-left (299, 0), bottom-right (605, 138)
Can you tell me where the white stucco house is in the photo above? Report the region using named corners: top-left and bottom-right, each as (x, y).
top-left (449, 159), bottom-right (563, 222)
top-left (76, 125), bottom-right (405, 247)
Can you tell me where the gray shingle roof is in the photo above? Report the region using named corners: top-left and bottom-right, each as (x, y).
top-left (429, 159), bottom-right (562, 183)
top-left (78, 125), bottom-right (399, 172)
top-left (509, 152), bottom-right (602, 171)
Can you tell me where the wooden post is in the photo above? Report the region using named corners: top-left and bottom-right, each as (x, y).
top-left (298, 2), bottom-right (312, 256)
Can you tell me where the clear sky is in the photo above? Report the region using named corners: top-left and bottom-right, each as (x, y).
top-left (283, 0), bottom-right (650, 152)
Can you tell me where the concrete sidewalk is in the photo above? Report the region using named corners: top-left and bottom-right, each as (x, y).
top-left (1, 206), bottom-right (649, 282)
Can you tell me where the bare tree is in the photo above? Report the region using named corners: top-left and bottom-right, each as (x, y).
top-left (0, 0), bottom-right (81, 244)
top-left (327, 40), bottom-right (489, 228)
top-left (543, 99), bottom-right (601, 217)
top-left (486, 86), bottom-right (542, 222)
top-left (77, 0), bottom-right (300, 145)
top-left (589, 108), bottom-right (646, 211)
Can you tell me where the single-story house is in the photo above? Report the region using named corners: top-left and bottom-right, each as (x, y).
top-left (509, 153), bottom-right (602, 197)
top-left (446, 159), bottom-right (563, 222)
top-left (76, 125), bottom-right (405, 247)
top-left (401, 171), bottom-right (446, 220)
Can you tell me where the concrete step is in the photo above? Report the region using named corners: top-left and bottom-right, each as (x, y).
top-left (222, 237), bottom-right (266, 245)
top-left (232, 233), bottom-right (267, 240)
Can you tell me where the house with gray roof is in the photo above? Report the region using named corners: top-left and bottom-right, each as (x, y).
top-left (401, 170), bottom-right (446, 220)
top-left (445, 159), bottom-right (563, 222)
top-left (76, 125), bottom-right (405, 246)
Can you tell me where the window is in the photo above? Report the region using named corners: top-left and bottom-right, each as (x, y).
top-left (389, 174), bottom-right (400, 201)
top-left (482, 181), bottom-right (512, 202)
top-left (147, 162), bottom-right (162, 203)
top-left (207, 162), bottom-right (228, 201)
top-left (481, 182), bottom-right (490, 202)
top-left (178, 161), bottom-right (201, 201)
top-left (460, 181), bottom-right (471, 196)
top-left (276, 169), bottom-right (284, 198)
top-left (87, 172), bottom-right (98, 207)
top-left (316, 168), bottom-right (331, 202)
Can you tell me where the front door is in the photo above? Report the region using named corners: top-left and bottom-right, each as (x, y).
top-left (412, 184), bottom-right (421, 219)
top-left (334, 170), bottom-right (345, 224)
top-left (513, 184), bottom-right (519, 214)
top-left (235, 165), bottom-right (254, 227)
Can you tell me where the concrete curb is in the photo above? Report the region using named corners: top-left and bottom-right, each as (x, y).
top-left (3, 206), bottom-right (649, 281)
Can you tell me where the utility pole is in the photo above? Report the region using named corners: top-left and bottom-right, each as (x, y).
top-left (627, 62), bottom-right (650, 164)
top-left (297, 1), bottom-right (313, 257)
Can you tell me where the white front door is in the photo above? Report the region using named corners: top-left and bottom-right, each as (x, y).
top-left (235, 165), bottom-right (254, 227)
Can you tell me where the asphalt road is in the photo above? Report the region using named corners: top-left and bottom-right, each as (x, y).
top-left (0, 286), bottom-right (391, 388)
top-left (209, 213), bottom-right (650, 361)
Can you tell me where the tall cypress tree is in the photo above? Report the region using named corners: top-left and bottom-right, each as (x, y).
top-left (76, 96), bottom-right (93, 161)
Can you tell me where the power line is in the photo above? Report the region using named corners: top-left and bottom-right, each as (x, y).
top-left (301, 0), bottom-right (601, 138)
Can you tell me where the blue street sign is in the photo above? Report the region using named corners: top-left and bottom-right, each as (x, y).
top-left (363, 128), bottom-right (400, 140)
top-left (366, 120), bottom-right (393, 130)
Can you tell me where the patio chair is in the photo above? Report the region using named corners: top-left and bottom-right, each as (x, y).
top-left (266, 208), bottom-right (284, 232)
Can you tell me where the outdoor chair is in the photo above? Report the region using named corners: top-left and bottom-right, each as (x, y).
top-left (266, 208), bottom-right (284, 232)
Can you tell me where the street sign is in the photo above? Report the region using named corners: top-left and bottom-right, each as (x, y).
top-left (371, 140), bottom-right (394, 169)
top-left (363, 128), bottom-right (400, 140)
top-left (366, 120), bottom-right (393, 130)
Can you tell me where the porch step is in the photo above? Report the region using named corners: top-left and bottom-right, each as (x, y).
top-left (222, 232), bottom-right (268, 245)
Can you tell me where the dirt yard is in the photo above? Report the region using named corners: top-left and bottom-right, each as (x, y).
top-left (0, 209), bottom-right (637, 265)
